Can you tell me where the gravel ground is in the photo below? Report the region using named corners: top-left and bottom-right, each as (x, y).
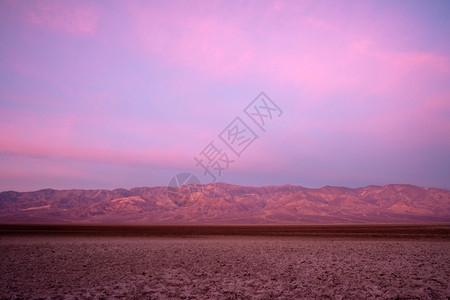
top-left (1, 236), bottom-right (449, 299)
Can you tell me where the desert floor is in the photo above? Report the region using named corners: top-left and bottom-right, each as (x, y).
top-left (0, 227), bottom-right (449, 299)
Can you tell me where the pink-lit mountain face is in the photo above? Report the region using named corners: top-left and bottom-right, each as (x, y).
top-left (0, 183), bottom-right (449, 224)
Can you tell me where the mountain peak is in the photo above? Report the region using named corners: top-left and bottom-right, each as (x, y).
top-left (0, 184), bottom-right (448, 224)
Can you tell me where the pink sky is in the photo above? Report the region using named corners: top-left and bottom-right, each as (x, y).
top-left (0, 0), bottom-right (449, 191)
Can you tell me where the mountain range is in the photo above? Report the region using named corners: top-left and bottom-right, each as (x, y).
top-left (0, 183), bottom-right (449, 224)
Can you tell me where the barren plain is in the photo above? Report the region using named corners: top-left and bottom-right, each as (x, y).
top-left (1, 225), bottom-right (449, 299)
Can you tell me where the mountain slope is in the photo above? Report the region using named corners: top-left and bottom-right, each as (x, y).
top-left (0, 183), bottom-right (449, 224)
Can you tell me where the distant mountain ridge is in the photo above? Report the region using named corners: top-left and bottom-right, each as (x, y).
top-left (0, 183), bottom-right (449, 224)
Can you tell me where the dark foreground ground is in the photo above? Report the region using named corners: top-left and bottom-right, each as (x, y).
top-left (0, 224), bottom-right (449, 299)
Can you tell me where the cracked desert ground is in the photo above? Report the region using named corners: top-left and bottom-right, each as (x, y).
top-left (1, 228), bottom-right (449, 299)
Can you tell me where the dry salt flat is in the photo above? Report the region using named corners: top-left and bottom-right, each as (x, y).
top-left (0, 236), bottom-right (449, 299)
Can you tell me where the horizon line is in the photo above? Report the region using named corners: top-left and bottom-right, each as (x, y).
top-left (2, 182), bottom-right (449, 194)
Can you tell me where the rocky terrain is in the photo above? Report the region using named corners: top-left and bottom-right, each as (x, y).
top-left (0, 183), bottom-right (449, 224)
top-left (1, 235), bottom-right (449, 299)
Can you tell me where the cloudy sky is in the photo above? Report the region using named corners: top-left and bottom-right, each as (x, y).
top-left (1, 0), bottom-right (449, 191)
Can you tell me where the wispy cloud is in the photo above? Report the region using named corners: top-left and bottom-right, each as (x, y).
top-left (0, 0), bottom-right (449, 190)
top-left (18, 0), bottom-right (99, 36)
